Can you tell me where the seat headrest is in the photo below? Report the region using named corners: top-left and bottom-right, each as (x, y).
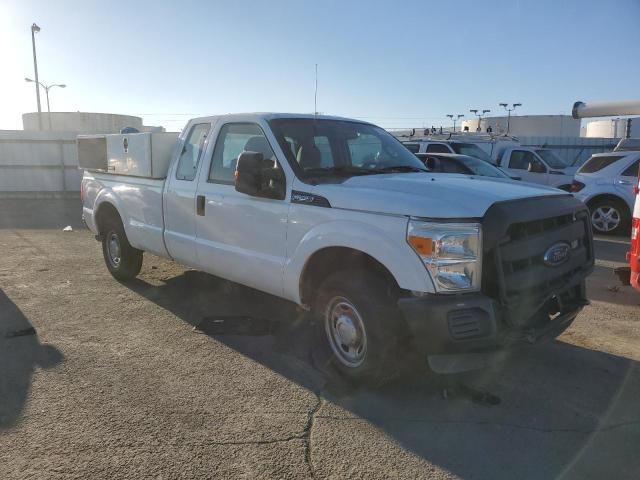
top-left (297, 143), bottom-right (322, 169)
top-left (244, 136), bottom-right (273, 159)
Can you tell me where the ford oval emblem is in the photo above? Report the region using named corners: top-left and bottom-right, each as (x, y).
top-left (543, 242), bottom-right (571, 267)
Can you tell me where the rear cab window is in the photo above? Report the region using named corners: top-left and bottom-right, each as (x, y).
top-left (425, 143), bottom-right (451, 153)
top-left (579, 155), bottom-right (627, 174)
top-left (175, 123), bottom-right (210, 181)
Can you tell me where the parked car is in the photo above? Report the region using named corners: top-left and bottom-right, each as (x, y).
top-left (401, 134), bottom-right (520, 164)
top-left (404, 139), bottom-right (494, 163)
top-left (415, 153), bottom-right (520, 180)
top-left (572, 150), bottom-right (640, 235)
top-left (79, 113), bottom-right (594, 381)
top-left (496, 147), bottom-right (576, 190)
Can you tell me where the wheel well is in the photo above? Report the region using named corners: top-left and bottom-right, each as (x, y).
top-left (95, 202), bottom-right (122, 235)
top-left (299, 247), bottom-right (399, 306)
top-left (586, 194), bottom-right (630, 215)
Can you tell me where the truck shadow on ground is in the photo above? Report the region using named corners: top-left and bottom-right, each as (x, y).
top-left (127, 269), bottom-right (640, 479)
top-left (0, 289), bottom-right (64, 429)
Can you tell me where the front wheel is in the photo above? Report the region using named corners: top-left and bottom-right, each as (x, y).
top-left (313, 270), bottom-right (400, 383)
top-left (101, 218), bottom-right (143, 281)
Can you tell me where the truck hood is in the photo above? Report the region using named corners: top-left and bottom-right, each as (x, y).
top-left (315, 173), bottom-right (567, 218)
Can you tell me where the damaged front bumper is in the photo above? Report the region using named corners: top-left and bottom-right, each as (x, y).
top-left (398, 280), bottom-right (589, 374)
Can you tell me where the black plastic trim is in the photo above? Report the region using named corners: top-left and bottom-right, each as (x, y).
top-left (291, 190), bottom-right (331, 208)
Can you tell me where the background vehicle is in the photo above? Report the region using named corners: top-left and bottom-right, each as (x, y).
top-left (572, 150), bottom-right (640, 235)
top-left (415, 153), bottom-right (520, 180)
top-left (398, 133), bottom-right (520, 164)
top-left (496, 147), bottom-right (576, 190)
top-left (79, 113), bottom-right (593, 381)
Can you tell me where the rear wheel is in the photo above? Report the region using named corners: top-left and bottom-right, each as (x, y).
top-left (589, 198), bottom-right (629, 235)
top-left (101, 217), bottom-right (143, 281)
top-left (313, 270), bottom-right (400, 383)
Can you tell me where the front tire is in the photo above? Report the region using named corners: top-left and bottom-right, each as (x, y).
top-left (589, 198), bottom-right (629, 236)
top-left (101, 217), bottom-right (143, 281)
top-left (313, 270), bottom-right (400, 383)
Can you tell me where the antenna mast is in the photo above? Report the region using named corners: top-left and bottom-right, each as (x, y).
top-left (314, 64), bottom-right (318, 115)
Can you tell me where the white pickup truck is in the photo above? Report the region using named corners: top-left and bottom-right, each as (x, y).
top-left (496, 147), bottom-right (577, 190)
top-left (79, 113), bottom-right (594, 381)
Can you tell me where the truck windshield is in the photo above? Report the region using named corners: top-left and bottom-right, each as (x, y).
top-left (450, 143), bottom-right (492, 163)
top-left (536, 149), bottom-right (570, 169)
top-left (269, 118), bottom-right (427, 178)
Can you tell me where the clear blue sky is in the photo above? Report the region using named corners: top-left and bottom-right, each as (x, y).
top-left (1, 0), bottom-right (638, 131)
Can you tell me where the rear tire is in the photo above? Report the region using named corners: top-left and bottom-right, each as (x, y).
top-left (313, 269), bottom-right (400, 384)
top-left (588, 198), bottom-right (630, 236)
top-left (101, 217), bottom-right (143, 281)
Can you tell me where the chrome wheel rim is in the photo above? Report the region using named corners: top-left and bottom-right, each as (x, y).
top-left (591, 206), bottom-right (620, 232)
top-left (324, 296), bottom-right (367, 368)
top-left (107, 232), bottom-right (122, 268)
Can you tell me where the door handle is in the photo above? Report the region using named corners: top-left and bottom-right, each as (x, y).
top-left (196, 195), bottom-right (205, 216)
top-left (617, 179), bottom-right (632, 185)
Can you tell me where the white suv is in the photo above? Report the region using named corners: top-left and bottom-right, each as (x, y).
top-left (572, 151), bottom-right (640, 235)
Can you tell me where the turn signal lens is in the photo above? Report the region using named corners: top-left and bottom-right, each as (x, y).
top-left (408, 235), bottom-right (433, 255)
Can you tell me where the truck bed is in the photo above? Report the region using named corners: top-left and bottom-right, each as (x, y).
top-left (83, 172), bottom-right (169, 258)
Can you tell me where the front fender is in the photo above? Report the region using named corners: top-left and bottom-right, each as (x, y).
top-left (283, 219), bottom-right (435, 304)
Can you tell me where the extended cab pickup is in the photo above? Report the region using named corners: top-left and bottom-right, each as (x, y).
top-left (496, 147), bottom-right (577, 190)
top-left (80, 113), bottom-right (594, 380)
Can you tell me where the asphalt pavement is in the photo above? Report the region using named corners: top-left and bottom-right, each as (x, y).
top-left (1, 199), bottom-right (639, 479)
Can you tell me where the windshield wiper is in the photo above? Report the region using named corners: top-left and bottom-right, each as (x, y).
top-left (371, 165), bottom-right (428, 173)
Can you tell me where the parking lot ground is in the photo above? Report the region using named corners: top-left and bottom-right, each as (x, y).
top-left (1, 199), bottom-right (640, 479)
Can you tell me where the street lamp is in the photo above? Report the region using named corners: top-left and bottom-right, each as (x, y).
top-left (499, 103), bottom-right (521, 135)
top-left (446, 114), bottom-right (464, 132)
top-left (25, 78), bottom-right (66, 113)
top-left (470, 108), bottom-right (491, 132)
top-left (30, 23), bottom-right (42, 130)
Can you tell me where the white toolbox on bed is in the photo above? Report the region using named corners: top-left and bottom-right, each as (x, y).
top-left (77, 132), bottom-right (178, 178)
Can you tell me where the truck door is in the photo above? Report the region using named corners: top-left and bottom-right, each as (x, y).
top-left (163, 122), bottom-right (212, 266)
top-left (194, 122), bottom-right (289, 297)
top-left (505, 149), bottom-right (549, 185)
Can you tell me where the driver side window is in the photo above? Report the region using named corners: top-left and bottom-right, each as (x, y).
top-left (509, 150), bottom-right (536, 170)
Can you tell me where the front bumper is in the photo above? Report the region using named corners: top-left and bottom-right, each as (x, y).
top-left (398, 280), bottom-right (588, 359)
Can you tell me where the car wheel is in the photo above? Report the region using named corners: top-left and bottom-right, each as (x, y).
top-left (101, 217), bottom-right (143, 281)
top-left (313, 269), bottom-right (400, 383)
top-left (589, 198), bottom-right (629, 236)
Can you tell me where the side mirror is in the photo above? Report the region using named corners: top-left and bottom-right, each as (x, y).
top-left (235, 151), bottom-right (263, 196)
top-left (528, 161), bottom-right (546, 173)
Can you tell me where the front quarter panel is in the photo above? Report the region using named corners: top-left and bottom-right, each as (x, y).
top-left (283, 204), bottom-right (435, 304)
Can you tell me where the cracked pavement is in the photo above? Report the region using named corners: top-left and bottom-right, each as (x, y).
top-left (1, 199), bottom-right (639, 479)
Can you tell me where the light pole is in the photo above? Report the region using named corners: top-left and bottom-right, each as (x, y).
top-left (446, 114), bottom-right (464, 132)
top-left (30, 23), bottom-right (42, 130)
top-left (499, 103), bottom-right (521, 135)
top-left (469, 108), bottom-right (491, 132)
top-left (25, 79), bottom-right (66, 130)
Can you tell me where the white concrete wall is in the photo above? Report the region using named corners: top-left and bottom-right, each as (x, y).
top-left (0, 131), bottom-right (81, 192)
top-left (23, 112), bottom-right (143, 133)
top-left (461, 115), bottom-right (580, 137)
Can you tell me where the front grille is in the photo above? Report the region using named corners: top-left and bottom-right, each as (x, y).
top-left (482, 198), bottom-right (594, 309)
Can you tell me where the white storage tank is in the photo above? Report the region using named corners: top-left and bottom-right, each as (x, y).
top-left (584, 117), bottom-right (640, 138)
top-left (461, 115), bottom-right (580, 137)
top-left (23, 112), bottom-right (145, 133)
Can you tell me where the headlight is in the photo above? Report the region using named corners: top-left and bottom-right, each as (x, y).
top-left (407, 220), bottom-right (482, 293)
